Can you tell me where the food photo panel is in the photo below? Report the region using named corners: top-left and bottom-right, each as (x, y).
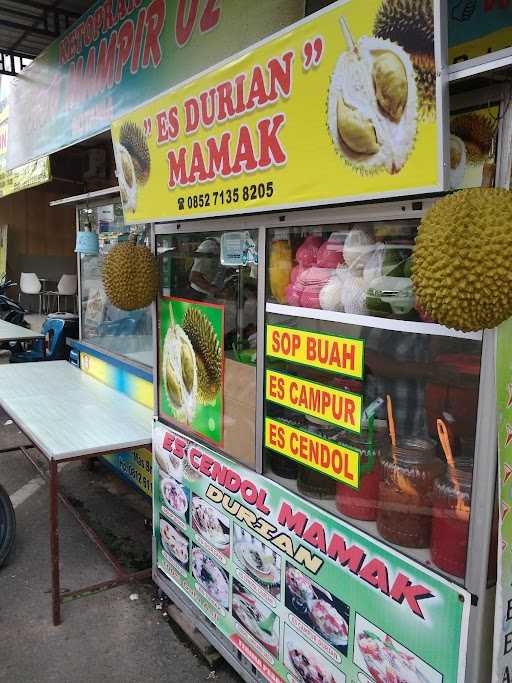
top-left (285, 563), bottom-right (350, 658)
top-left (284, 624), bottom-right (345, 683)
top-left (191, 494), bottom-right (231, 557)
top-left (160, 475), bottom-right (190, 523)
top-left (232, 579), bottom-right (280, 657)
top-left (233, 525), bottom-right (281, 598)
top-left (191, 544), bottom-right (230, 610)
top-left (354, 614), bottom-right (442, 683)
top-left (159, 516), bottom-right (190, 573)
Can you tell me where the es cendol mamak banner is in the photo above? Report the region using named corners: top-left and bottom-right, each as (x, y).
top-left (6, 0), bottom-right (305, 169)
top-left (153, 422), bottom-right (470, 683)
top-left (112, 0), bottom-right (442, 223)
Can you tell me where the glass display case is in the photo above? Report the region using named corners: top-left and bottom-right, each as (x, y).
top-left (78, 200), bottom-right (153, 367)
top-left (156, 229), bottom-right (258, 468)
top-left (263, 221), bottom-right (483, 584)
top-left (154, 207), bottom-right (493, 592)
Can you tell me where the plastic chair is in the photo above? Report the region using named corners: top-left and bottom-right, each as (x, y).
top-left (18, 272), bottom-right (42, 313)
top-left (46, 274), bottom-right (78, 313)
top-left (11, 318), bottom-right (68, 363)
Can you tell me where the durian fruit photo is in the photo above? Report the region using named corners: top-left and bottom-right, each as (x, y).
top-left (412, 188), bottom-right (512, 332)
top-left (450, 112), bottom-right (496, 164)
top-left (374, 0), bottom-right (436, 122)
top-left (114, 121), bottom-right (151, 213)
top-left (115, 144), bottom-right (137, 212)
top-left (182, 307), bottom-right (222, 406)
top-left (162, 318), bottom-right (198, 425)
top-left (327, 16), bottom-right (418, 175)
top-left (102, 233), bottom-right (158, 311)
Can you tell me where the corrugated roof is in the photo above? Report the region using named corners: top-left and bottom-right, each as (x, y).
top-left (0, 0), bottom-right (96, 71)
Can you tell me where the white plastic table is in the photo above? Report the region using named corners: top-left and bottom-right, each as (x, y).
top-left (0, 319), bottom-right (44, 343)
top-left (0, 361), bottom-right (153, 625)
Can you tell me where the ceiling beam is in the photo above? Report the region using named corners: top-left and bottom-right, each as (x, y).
top-left (0, 17), bottom-right (59, 38)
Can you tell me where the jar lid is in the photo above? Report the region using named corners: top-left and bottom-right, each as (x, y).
top-left (390, 437), bottom-right (437, 464)
top-left (445, 465), bottom-right (473, 485)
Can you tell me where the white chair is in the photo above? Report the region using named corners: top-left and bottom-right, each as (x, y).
top-left (18, 272), bottom-right (42, 313)
top-left (46, 274), bottom-right (78, 313)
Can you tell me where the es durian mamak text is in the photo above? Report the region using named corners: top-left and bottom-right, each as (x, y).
top-left (162, 430), bottom-right (436, 620)
top-left (154, 51), bottom-right (295, 189)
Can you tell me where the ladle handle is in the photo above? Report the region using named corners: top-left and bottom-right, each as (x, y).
top-left (386, 395), bottom-right (396, 449)
top-left (437, 418), bottom-right (455, 469)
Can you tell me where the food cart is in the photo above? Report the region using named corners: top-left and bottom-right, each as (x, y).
top-left (110, 1), bottom-right (512, 681)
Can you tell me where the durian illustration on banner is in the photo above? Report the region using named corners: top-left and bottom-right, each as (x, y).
top-left (111, 0), bottom-right (441, 224)
top-left (412, 188), bottom-right (512, 332)
top-left (160, 297), bottom-right (224, 445)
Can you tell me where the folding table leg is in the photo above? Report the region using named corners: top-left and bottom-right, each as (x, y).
top-left (49, 459), bottom-right (61, 626)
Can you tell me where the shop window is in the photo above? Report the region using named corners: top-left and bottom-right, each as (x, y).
top-left (78, 202), bottom-right (153, 367)
top-left (157, 230), bottom-right (258, 469)
top-left (264, 222), bottom-right (482, 585)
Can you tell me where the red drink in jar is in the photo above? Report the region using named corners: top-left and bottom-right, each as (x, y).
top-left (431, 467), bottom-right (471, 578)
top-left (377, 439), bottom-right (443, 548)
top-left (336, 427), bottom-right (388, 521)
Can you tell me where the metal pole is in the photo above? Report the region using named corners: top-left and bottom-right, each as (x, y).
top-left (49, 458), bottom-right (61, 626)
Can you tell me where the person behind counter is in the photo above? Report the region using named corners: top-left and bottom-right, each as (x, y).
top-left (189, 236), bottom-right (226, 300)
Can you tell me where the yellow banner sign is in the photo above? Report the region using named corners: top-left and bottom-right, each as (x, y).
top-left (266, 324), bottom-right (364, 379)
top-left (266, 369), bottom-right (362, 433)
top-left (265, 417), bottom-right (359, 488)
top-left (112, 0), bottom-right (441, 223)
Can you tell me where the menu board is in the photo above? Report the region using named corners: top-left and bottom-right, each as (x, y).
top-left (153, 421), bottom-right (470, 683)
top-left (265, 324), bottom-right (364, 489)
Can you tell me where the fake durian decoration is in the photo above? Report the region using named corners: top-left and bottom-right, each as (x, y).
top-left (114, 121), bottom-right (151, 213)
top-left (102, 233), bottom-right (158, 311)
top-left (162, 315), bottom-right (198, 424)
top-left (412, 188), bottom-right (512, 332)
top-left (374, 0), bottom-right (436, 122)
top-left (328, 16), bottom-right (417, 175)
top-left (182, 308), bottom-right (222, 405)
top-left (451, 113), bottom-right (496, 163)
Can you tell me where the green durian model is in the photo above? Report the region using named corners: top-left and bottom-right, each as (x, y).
top-left (412, 188), bottom-right (512, 332)
top-left (102, 234), bottom-right (158, 311)
top-left (182, 307), bottom-right (222, 405)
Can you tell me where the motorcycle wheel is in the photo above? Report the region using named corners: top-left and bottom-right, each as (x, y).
top-left (0, 483), bottom-right (15, 566)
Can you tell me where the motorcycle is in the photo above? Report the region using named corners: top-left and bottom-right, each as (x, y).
top-left (0, 483), bottom-right (15, 566)
top-left (0, 276), bottom-right (28, 329)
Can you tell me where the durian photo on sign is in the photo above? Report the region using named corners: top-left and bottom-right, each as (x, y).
top-left (113, 121), bottom-right (151, 213)
top-left (160, 297), bottom-right (224, 445)
top-left (327, 0), bottom-right (434, 175)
